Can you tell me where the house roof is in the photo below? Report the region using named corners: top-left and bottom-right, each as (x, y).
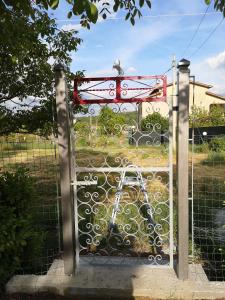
top-left (167, 81), bottom-right (213, 89)
top-left (167, 80), bottom-right (225, 101)
top-left (206, 91), bottom-right (225, 101)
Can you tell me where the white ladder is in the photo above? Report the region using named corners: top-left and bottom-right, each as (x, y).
top-left (108, 166), bottom-right (163, 253)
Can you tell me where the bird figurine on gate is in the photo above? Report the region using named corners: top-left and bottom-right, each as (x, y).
top-left (113, 59), bottom-right (124, 76)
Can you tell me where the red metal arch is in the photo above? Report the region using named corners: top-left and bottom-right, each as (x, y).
top-left (73, 75), bottom-right (167, 104)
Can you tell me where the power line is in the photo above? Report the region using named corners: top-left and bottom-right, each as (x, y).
top-left (182, 5), bottom-right (210, 57)
top-left (190, 17), bottom-right (224, 58)
top-left (57, 12), bottom-right (220, 23)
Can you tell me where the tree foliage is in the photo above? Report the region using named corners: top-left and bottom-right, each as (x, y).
top-left (189, 105), bottom-right (225, 128)
top-left (98, 106), bottom-right (125, 136)
top-left (0, 4), bottom-right (81, 103)
top-left (0, 2), bottom-right (82, 136)
top-left (205, 0), bottom-right (225, 17)
top-left (141, 112), bottom-right (169, 132)
top-left (209, 135), bottom-right (225, 152)
top-left (0, 0), bottom-right (151, 136)
top-left (0, 0), bottom-right (152, 29)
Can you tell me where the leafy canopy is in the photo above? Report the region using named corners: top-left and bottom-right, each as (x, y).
top-left (0, 0), bottom-right (152, 136)
top-left (0, 2), bottom-right (82, 136)
top-left (189, 105), bottom-right (225, 128)
top-left (98, 106), bottom-right (125, 136)
top-left (0, 0), bottom-right (152, 28)
top-left (141, 112), bottom-right (169, 132)
top-left (205, 0), bottom-right (225, 17)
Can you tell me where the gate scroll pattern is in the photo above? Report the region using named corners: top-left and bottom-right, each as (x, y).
top-left (72, 76), bottom-right (173, 266)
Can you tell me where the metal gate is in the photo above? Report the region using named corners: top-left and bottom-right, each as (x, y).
top-left (72, 75), bottom-right (173, 267)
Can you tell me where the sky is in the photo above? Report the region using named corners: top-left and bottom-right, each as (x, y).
top-left (50, 0), bottom-right (225, 95)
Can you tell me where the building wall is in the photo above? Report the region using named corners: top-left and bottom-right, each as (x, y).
top-left (140, 82), bottom-right (225, 120)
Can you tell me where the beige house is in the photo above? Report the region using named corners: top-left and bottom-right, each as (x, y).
top-left (139, 81), bottom-right (225, 120)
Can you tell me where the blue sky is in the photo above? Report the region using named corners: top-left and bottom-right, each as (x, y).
top-left (51, 0), bottom-right (225, 94)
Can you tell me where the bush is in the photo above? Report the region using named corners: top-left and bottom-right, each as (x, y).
top-left (141, 112), bottom-right (169, 132)
top-left (209, 135), bottom-right (225, 152)
top-left (74, 121), bottom-right (89, 135)
top-left (98, 107), bottom-right (125, 136)
top-left (0, 168), bottom-right (44, 288)
top-left (190, 105), bottom-right (225, 127)
top-left (192, 142), bottom-right (209, 153)
top-left (202, 152), bottom-right (225, 165)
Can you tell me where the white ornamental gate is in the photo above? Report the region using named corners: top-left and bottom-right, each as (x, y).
top-left (71, 75), bottom-right (174, 267)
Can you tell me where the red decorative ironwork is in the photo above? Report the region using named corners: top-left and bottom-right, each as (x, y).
top-left (73, 75), bottom-right (167, 104)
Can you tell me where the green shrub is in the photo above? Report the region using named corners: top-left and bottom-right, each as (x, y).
top-left (202, 152), bottom-right (225, 165)
top-left (209, 135), bottom-right (225, 152)
top-left (189, 105), bottom-right (209, 127)
top-left (98, 107), bottom-right (125, 136)
top-left (0, 168), bottom-right (44, 288)
top-left (191, 142), bottom-right (209, 153)
top-left (141, 112), bottom-right (169, 132)
top-left (74, 121), bottom-right (89, 135)
top-left (190, 105), bottom-right (225, 127)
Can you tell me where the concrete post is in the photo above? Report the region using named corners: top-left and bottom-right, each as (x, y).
top-left (54, 63), bottom-right (75, 275)
top-left (176, 59), bottom-right (190, 280)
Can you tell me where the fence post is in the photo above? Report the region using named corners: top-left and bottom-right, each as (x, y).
top-left (54, 63), bottom-right (75, 275)
top-left (176, 59), bottom-right (190, 280)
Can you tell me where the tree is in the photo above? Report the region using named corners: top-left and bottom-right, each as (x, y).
top-left (189, 105), bottom-right (225, 128)
top-left (0, 2), bottom-right (82, 136)
top-left (141, 112), bottom-right (169, 132)
top-left (98, 106), bottom-right (125, 136)
top-left (0, 4), bottom-right (81, 102)
top-left (205, 0), bottom-right (225, 17)
top-left (0, 0), bottom-right (151, 136)
top-left (0, 0), bottom-right (152, 29)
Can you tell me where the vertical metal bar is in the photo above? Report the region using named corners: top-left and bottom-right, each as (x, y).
top-left (116, 78), bottom-right (121, 102)
top-left (73, 183), bottom-right (79, 272)
top-left (169, 94), bottom-right (174, 268)
top-left (176, 59), bottom-right (190, 280)
top-left (54, 64), bottom-right (75, 275)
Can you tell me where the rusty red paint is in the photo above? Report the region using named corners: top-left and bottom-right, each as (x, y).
top-left (73, 75), bottom-right (167, 104)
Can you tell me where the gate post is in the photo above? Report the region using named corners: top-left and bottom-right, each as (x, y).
top-left (54, 63), bottom-right (75, 275)
top-left (176, 59), bottom-right (190, 280)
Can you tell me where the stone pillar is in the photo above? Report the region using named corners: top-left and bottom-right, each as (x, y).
top-left (54, 63), bottom-right (75, 275)
top-left (176, 59), bottom-right (190, 280)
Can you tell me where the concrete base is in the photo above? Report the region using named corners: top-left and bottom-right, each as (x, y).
top-left (6, 260), bottom-right (225, 299)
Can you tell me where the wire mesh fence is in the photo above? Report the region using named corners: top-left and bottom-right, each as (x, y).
top-left (189, 131), bottom-right (225, 281)
top-left (0, 134), bottom-right (61, 276)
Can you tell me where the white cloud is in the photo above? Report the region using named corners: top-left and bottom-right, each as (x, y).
top-left (61, 23), bottom-right (82, 31)
top-left (192, 55), bottom-right (225, 95)
top-left (115, 19), bottom-right (178, 65)
top-left (207, 50), bottom-right (225, 69)
top-left (96, 44), bottom-right (104, 48)
top-left (126, 66), bottom-right (137, 73)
